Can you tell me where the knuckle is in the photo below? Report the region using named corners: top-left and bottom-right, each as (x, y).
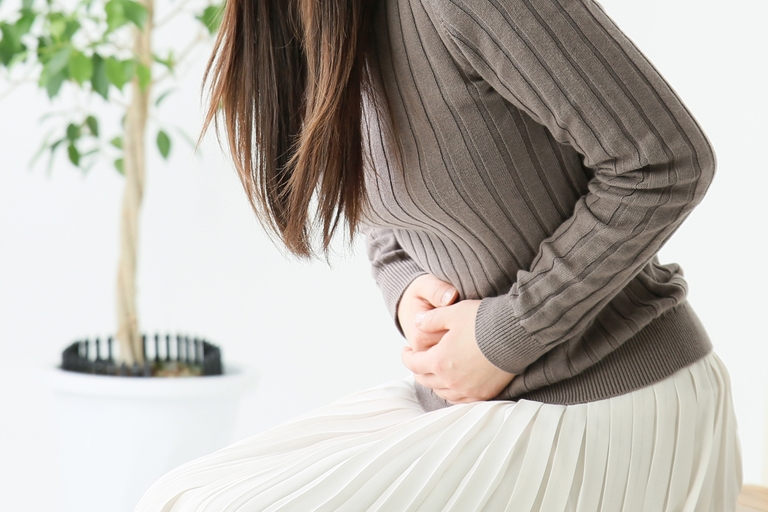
top-left (415, 273), bottom-right (431, 291)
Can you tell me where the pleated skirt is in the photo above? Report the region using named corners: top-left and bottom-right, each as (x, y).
top-left (134, 350), bottom-right (743, 512)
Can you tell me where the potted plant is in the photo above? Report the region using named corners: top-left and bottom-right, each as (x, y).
top-left (0, 0), bottom-right (257, 510)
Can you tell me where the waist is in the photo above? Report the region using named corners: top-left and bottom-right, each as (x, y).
top-left (506, 299), bottom-right (713, 405)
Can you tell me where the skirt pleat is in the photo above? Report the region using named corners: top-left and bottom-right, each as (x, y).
top-left (594, 395), bottom-right (632, 512)
top-left (664, 367), bottom-right (695, 510)
top-left (135, 351), bottom-right (742, 512)
top-left (537, 405), bottom-right (588, 512)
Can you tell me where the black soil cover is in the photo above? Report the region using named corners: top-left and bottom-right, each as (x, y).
top-left (61, 334), bottom-right (223, 377)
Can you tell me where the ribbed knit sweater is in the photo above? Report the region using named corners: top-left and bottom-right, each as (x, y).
top-left (359, 0), bottom-right (715, 412)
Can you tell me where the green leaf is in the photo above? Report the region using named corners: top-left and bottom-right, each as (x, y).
top-left (114, 158), bottom-right (124, 175)
top-left (50, 137), bottom-right (66, 153)
top-left (35, 35), bottom-right (47, 58)
top-left (105, 0), bottom-right (126, 32)
top-left (67, 143), bottom-right (80, 166)
top-left (0, 24), bottom-right (22, 66)
top-left (156, 130), bottom-right (170, 159)
top-left (44, 45), bottom-right (72, 77)
top-left (109, 136), bottom-right (122, 149)
top-left (68, 50), bottom-right (92, 85)
top-left (153, 52), bottom-right (174, 72)
top-left (15, 10), bottom-right (36, 36)
top-left (136, 62), bottom-right (150, 91)
top-left (38, 44), bottom-right (71, 97)
top-left (196, 4), bottom-right (224, 34)
top-left (48, 15), bottom-right (66, 40)
top-left (85, 116), bottom-right (99, 137)
top-left (44, 70), bottom-right (66, 97)
top-left (29, 130), bottom-right (58, 170)
top-left (123, 59), bottom-right (136, 83)
top-left (43, 137), bottom-right (67, 175)
top-left (65, 123), bottom-right (80, 141)
top-left (105, 56), bottom-right (134, 90)
top-left (63, 19), bottom-right (80, 41)
top-left (122, 0), bottom-right (148, 29)
top-left (154, 89), bottom-right (174, 106)
top-left (91, 54), bottom-right (109, 99)
top-left (7, 49), bottom-right (28, 68)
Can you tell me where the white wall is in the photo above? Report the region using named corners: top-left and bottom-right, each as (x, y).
top-left (1, 0), bottom-right (765, 509)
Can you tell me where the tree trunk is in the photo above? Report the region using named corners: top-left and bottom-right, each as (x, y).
top-left (116, 0), bottom-right (154, 365)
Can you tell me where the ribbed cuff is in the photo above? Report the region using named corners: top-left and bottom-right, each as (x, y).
top-left (474, 294), bottom-right (549, 374)
top-left (378, 260), bottom-right (428, 338)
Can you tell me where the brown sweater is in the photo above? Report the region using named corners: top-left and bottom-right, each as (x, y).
top-left (359, 0), bottom-right (715, 411)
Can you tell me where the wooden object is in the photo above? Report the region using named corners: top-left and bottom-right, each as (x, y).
top-left (737, 485), bottom-right (768, 512)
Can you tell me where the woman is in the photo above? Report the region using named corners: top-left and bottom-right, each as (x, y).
top-left (136, 0), bottom-right (743, 509)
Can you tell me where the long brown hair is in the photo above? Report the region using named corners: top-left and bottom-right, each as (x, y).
top-left (202, 0), bottom-right (399, 261)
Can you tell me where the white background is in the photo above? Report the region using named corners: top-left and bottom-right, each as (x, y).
top-left (1, 0), bottom-right (766, 509)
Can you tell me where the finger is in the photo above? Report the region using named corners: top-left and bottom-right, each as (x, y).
top-left (412, 371), bottom-right (444, 390)
top-left (433, 387), bottom-right (466, 403)
top-left (409, 330), bottom-right (442, 352)
top-left (447, 396), bottom-right (480, 405)
top-left (401, 346), bottom-right (436, 375)
top-left (414, 307), bottom-right (449, 333)
top-left (410, 274), bottom-right (458, 308)
top-left (426, 280), bottom-right (458, 308)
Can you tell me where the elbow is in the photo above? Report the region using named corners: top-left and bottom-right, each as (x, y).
top-left (688, 133), bottom-right (718, 208)
top-left (661, 127), bottom-right (718, 211)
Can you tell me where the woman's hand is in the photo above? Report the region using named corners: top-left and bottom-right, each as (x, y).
top-left (397, 274), bottom-right (459, 351)
top-left (402, 300), bottom-right (516, 404)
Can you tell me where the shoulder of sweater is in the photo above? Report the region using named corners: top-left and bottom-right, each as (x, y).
top-left (417, 0), bottom-right (525, 45)
top-left (418, 0), bottom-right (603, 33)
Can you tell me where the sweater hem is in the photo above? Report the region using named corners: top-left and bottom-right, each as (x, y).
top-left (507, 300), bottom-right (713, 405)
top-left (415, 299), bottom-right (713, 412)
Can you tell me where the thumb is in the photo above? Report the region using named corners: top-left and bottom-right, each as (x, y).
top-left (437, 286), bottom-right (458, 307)
top-left (418, 276), bottom-right (458, 308)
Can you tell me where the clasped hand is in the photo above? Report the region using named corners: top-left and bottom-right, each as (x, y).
top-left (398, 274), bottom-right (516, 404)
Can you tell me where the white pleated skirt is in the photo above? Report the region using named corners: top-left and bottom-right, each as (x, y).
top-left (135, 351), bottom-right (743, 512)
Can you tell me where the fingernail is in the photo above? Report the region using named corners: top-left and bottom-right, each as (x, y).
top-left (441, 289), bottom-right (455, 306)
top-left (415, 313), bottom-right (425, 326)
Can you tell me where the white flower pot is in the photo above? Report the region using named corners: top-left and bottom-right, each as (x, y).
top-left (41, 363), bottom-right (258, 512)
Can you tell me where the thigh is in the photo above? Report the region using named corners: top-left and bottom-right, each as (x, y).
top-left (133, 377), bottom-right (428, 511)
top-left (135, 353), bottom-right (742, 512)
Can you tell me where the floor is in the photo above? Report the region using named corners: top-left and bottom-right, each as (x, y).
top-left (737, 485), bottom-right (768, 512)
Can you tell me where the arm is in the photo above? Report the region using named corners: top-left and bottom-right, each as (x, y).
top-left (359, 223), bottom-right (429, 337)
top-left (426, 0), bottom-right (716, 374)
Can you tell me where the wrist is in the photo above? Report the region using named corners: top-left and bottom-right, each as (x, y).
top-left (394, 272), bottom-right (428, 337)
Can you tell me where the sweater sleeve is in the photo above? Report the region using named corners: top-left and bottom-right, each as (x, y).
top-left (360, 223), bottom-right (429, 337)
top-left (428, 0), bottom-right (717, 374)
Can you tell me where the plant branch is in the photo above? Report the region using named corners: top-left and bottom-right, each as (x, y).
top-left (116, 0), bottom-right (154, 365)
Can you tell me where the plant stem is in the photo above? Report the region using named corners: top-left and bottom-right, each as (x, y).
top-left (116, 0), bottom-right (154, 365)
